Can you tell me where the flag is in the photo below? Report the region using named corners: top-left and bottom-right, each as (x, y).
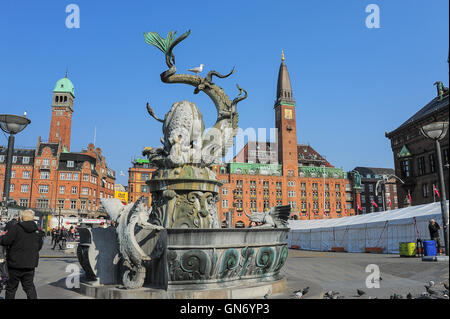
top-left (408, 190), bottom-right (412, 204)
top-left (433, 184), bottom-right (440, 197)
top-left (388, 195), bottom-right (392, 207)
top-left (371, 200), bottom-right (378, 208)
top-left (357, 202), bottom-right (362, 211)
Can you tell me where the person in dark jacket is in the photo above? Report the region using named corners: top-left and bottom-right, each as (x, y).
top-left (0, 209), bottom-right (44, 299)
top-left (428, 219), bottom-right (442, 255)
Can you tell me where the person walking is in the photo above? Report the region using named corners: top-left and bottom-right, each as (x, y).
top-left (428, 219), bottom-right (442, 255)
top-left (0, 209), bottom-right (44, 299)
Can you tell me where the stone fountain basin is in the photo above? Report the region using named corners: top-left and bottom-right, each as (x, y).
top-left (161, 227), bottom-right (290, 287)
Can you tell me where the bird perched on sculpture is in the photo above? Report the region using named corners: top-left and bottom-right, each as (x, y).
top-left (188, 64), bottom-right (204, 74)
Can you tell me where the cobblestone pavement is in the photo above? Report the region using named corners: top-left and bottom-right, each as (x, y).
top-left (276, 249), bottom-right (449, 299)
top-left (1, 240), bottom-right (448, 299)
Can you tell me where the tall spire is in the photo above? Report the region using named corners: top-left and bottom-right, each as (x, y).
top-left (65, 66), bottom-right (68, 78)
top-left (276, 51), bottom-right (294, 105)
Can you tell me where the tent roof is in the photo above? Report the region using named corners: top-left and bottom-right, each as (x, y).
top-left (288, 201), bottom-right (448, 230)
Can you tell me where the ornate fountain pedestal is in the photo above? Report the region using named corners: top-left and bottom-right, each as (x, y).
top-left (79, 228), bottom-right (289, 299)
top-left (147, 165), bottom-right (221, 229)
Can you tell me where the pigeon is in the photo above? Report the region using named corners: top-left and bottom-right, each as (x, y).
top-left (406, 293), bottom-right (413, 299)
top-left (188, 64), bottom-right (205, 74)
top-left (428, 280), bottom-right (435, 287)
top-left (357, 289), bottom-right (366, 297)
top-left (293, 287), bottom-right (309, 299)
top-left (425, 285), bottom-right (439, 295)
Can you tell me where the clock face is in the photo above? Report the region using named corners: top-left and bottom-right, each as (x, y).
top-left (284, 108), bottom-right (293, 120)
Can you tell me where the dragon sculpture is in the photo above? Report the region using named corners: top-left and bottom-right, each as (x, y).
top-left (143, 30), bottom-right (247, 168)
top-left (101, 197), bottom-right (165, 289)
top-left (244, 205), bottom-right (291, 228)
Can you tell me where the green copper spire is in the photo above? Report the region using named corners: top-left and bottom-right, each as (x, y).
top-left (53, 74), bottom-right (75, 97)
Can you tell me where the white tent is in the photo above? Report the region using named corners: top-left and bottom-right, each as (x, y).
top-left (287, 201), bottom-right (448, 254)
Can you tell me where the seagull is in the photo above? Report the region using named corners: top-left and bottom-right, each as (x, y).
top-left (188, 64), bottom-right (204, 74)
top-left (357, 289), bottom-right (366, 297)
top-left (120, 170), bottom-right (125, 176)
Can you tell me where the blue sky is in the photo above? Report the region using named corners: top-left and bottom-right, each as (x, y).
top-left (0, 0), bottom-right (448, 185)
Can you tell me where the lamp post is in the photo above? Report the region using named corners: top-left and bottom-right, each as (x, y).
top-left (375, 174), bottom-right (405, 212)
top-left (0, 114), bottom-right (31, 219)
top-left (420, 121), bottom-right (449, 256)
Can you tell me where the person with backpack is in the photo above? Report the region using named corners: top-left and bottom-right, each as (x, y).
top-left (0, 209), bottom-right (44, 299)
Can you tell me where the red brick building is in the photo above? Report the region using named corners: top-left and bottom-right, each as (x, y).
top-left (128, 158), bottom-right (155, 207)
top-left (0, 74), bottom-right (116, 218)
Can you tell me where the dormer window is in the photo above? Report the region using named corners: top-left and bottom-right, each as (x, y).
top-left (67, 160), bottom-right (74, 168)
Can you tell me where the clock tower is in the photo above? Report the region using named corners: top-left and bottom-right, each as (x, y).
top-left (274, 51), bottom-right (298, 177)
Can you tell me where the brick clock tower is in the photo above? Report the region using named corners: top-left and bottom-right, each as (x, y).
top-left (49, 73), bottom-right (75, 151)
top-left (274, 51), bottom-right (298, 177)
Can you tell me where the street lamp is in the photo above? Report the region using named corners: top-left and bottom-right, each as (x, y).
top-left (420, 121), bottom-right (449, 256)
top-left (0, 114), bottom-right (31, 218)
top-left (375, 174), bottom-right (405, 211)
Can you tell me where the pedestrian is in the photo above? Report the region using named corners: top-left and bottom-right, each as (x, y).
top-left (0, 209), bottom-right (44, 299)
top-left (0, 223), bottom-right (8, 292)
top-left (428, 219), bottom-right (442, 255)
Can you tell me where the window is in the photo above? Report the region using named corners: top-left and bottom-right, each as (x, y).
top-left (444, 148), bottom-right (449, 167)
top-left (362, 207), bottom-right (367, 214)
top-left (59, 186), bottom-right (65, 194)
top-left (39, 185), bottom-right (49, 193)
top-left (12, 156), bottom-right (17, 163)
top-left (222, 200), bottom-right (228, 208)
top-left (288, 201), bottom-right (296, 208)
top-left (70, 200), bottom-right (77, 210)
top-left (60, 173), bottom-right (65, 180)
top-left (67, 173), bottom-right (72, 180)
top-left (83, 174), bottom-right (89, 181)
top-left (250, 181), bottom-right (256, 188)
top-left (288, 190), bottom-right (296, 197)
top-left (22, 171), bottom-right (30, 178)
top-left (263, 181), bottom-right (269, 189)
top-left (73, 173), bottom-right (79, 181)
top-left (301, 183), bottom-right (306, 190)
top-left (23, 156), bottom-right (30, 164)
top-left (236, 180), bottom-right (243, 188)
top-left (10, 184), bottom-right (14, 192)
top-left (312, 183), bottom-right (318, 190)
top-left (0, 155), bottom-right (4, 162)
top-left (19, 198), bottom-right (29, 207)
top-left (82, 187), bottom-right (88, 195)
top-left (37, 199), bottom-right (49, 209)
top-left (40, 171), bottom-right (50, 179)
top-left (429, 154), bottom-right (435, 173)
top-left (42, 158), bottom-right (50, 166)
top-left (400, 160), bottom-right (410, 178)
top-left (324, 183), bottom-right (329, 191)
top-left (422, 184), bottom-right (429, 198)
top-left (222, 188), bottom-right (228, 196)
top-left (418, 156), bottom-right (426, 176)
top-left (361, 196), bottom-right (366, 204)
top-left (81, 200), bottom-right (86, 210)
top-left (368, 184), bottom-right (374, 193)
top-left (11, 170), bottom-right (15, 178)
top-left (58, 199), bottom-right (64, 209)
top-left (141, 185), bottom-right (149, 193)
top-left (276, 182), bottom-right (282, 189)
top-left (21, 184), bottom-right (29, 193)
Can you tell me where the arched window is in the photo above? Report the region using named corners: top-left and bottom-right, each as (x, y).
top-left (55, 96), bottom-right (59, 102)
top-left (64, 96), bottom-right (67, 102)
